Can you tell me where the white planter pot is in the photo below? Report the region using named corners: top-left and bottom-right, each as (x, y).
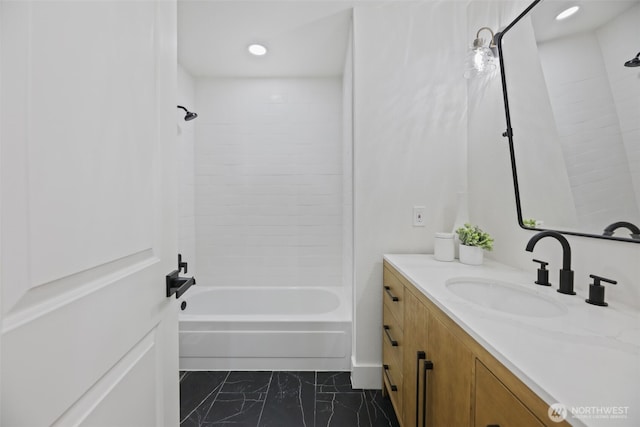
top-left (459, 244), bottom-right (484, 265)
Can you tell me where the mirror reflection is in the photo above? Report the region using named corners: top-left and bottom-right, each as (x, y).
top-left (500, 0), bottom-right (640, 241)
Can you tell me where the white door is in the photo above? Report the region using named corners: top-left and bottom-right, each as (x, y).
top-left (1, 1), bottom-right (181, 426)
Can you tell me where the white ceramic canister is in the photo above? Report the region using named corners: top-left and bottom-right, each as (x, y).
top-left (434, 232), bottom-right (455, 262)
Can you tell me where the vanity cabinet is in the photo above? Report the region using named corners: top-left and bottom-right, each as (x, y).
top-left (382, 266), bottom-right (405, 417)
top-left (402, 290), bottom-right (473, 427)
top-left (475, 360), bottom-right (544, 427)
top-left (383, 260), bottom-right (569, 427)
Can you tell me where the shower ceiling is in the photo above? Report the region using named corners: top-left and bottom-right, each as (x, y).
top-left (178, 0), bottom-right (354, 77)
top-left (531, 0), bottom-right (638, 42)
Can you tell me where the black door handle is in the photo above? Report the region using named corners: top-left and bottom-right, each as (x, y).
top-left (166, 254), bottom-right (196, 298)
top-left (166, 272), bottom-right (196, 298)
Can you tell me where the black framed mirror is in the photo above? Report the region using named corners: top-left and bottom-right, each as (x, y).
top-left (496, 0), bottom-right (640, 243)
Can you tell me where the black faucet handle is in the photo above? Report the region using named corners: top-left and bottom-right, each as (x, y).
top-left (586, 274), bottom-right (617, 307)
top-left (532, 259), bottom-right (551, 286)
top-left (589, 274), bottom-right (617, 286)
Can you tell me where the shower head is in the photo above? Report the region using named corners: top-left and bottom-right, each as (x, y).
top-left (177, 105), bottom-right (198, 121)
top-left (624, 52), bottom-right (640, 67)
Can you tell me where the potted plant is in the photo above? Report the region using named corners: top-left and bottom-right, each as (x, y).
top-left (523, 218), bottom-right (543, 228)
top-left (455, 223), bottom-right (493, 265)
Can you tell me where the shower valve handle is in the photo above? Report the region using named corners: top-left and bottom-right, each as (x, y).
top-left (178, 253), bottom-right (188, 274)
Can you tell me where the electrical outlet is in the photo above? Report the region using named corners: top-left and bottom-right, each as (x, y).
top-left (413, 206), bottom-right (426, 227)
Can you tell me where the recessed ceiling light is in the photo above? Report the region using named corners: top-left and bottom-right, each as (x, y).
top-left (556, 6), bottom-right (580, 21)
top-left (248, 44), bottom-right (267, 56)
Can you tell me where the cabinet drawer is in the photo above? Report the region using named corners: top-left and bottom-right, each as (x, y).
top-left (475, 360), bottom-right (544, 427)
top-left (383, 303), bottom-right (403, 372)
top-left (383, 343), bottom-right (404, 415)
top-left (383, 267), bottom-right (404, 329)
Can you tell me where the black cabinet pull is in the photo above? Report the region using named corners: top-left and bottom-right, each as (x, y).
top-left (384, 285), bottom-right (399, 302)
top-left (415, 351), bottom-right (426, 427)
top-left (487, 425), bottom-right (500, 427)
top-left (383, 364), bottom-right (398, 391)
top-left (422, 359), bottom-right (434, 427)
top-left (383, 325), bottom-right (398, 346)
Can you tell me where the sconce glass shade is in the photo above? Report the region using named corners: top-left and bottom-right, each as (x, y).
top-left (464, 27), bottom-right (498, 79)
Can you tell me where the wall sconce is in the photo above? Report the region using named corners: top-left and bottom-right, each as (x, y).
top-left (464, 27), bottom-right (498, 79)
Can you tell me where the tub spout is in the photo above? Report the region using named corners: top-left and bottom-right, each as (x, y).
top-left (603, 221), bottom-right (640, 240)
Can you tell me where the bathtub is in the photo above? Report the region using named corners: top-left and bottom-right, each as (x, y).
top-left (179, 286), bottom-right (352, 371)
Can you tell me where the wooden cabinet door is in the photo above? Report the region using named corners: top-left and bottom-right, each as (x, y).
top-left (383, 267), bottom-right (405, 329)
top-left (403, 291), bottom-right (429, 427)
top-left (427, 314), bottom-right (473, 427)
top-left (382, 267), bottom-right (406, 419)
top-left (475, 360), bottom-right (544, 427)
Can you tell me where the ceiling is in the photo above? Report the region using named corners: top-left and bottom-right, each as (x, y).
top-left (178, 1), bottom-right (355, 78)
top-left (531, 0), bottom-right (639, 43)
top-left (178, 0), bottom-right (640, 77)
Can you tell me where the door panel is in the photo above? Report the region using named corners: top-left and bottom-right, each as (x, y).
top-left (3, 0), bottom-right (158, 308)
top-left (52, 329), bottom-right (159, 427)
top-left (1, 1), bottom-right (179, 426)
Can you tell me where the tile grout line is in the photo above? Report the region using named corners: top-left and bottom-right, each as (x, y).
top-left (180, 371), bottom-right (230, 425)
top-left (362, 389), bottom-right (372, 427)
top-left (202, 371), bottom-right (230, 424)
top-left (180, 371), bottom-right (399, 427)
top-left (255, 371), bottom-right (274, 427)
top-left (361, 389), bottom-right (369, 427)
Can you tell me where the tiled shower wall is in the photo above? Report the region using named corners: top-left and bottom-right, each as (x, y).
top-left (178, 64), bottom-right (197, 275)
top-left (194, 78), bottom-right (344, 288)
top-left (598, 3), bottom-right (640, 220)
top-left (537, 4), bottom-right (640, 230)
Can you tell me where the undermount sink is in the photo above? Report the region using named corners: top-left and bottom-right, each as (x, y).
top-left (445, 277), bottom-right (567, 318)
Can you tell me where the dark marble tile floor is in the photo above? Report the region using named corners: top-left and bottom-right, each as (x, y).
top-left (180, 371), bottom-right (400, 427)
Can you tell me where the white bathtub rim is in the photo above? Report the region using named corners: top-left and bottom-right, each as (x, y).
top-left (179, 285), bottom-right (351, 322)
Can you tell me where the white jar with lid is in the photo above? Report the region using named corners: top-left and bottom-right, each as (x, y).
top-left (434, 232), bottom-right (455, 262)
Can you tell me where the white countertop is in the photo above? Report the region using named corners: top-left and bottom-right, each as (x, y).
top-left (384, 254), bottom-right (640, 427)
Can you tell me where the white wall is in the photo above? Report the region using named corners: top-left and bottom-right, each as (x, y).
top-left (194, 77), bottom-right (345, 288)
top-left (177, 64), bottom-right (197, 275)
top-left (467, 0), bottom-right (640, 311)
top-left (343, 22), bottom-right (354, 296)
top-left (351, 1), bottom-right (468, 388)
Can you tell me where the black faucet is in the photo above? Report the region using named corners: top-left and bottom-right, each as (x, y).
top-left (525, 231), bottom-right (575, 295)
top-left (603, 221), bottom-right (640, 240)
